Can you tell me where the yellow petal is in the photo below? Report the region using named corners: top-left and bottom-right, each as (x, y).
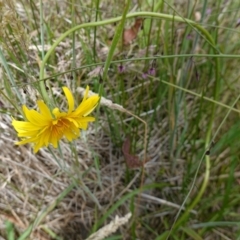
top-left (15, 138), bottom-right (35, 145)
top-left (17, 131), bottom-right (39, 137)
top-left (63, 87), bottom-right (74, 114)
top-left (82, 85), bottom-right (89, 102)
top-left (78, 121), bottom-right (88, 130)
top-left (82, 96), bottom-right (100, 116)
top-left (49, 131), bottom-right (59, 148)
top-left (34, 140), bottom-right (44, 153)
top-left (12, 120), bottom-right (41, 132)
top-left (75, 117), bottom-right (95, 124)
top-left (64, 125), bottom-right (80, 141)
top-left (74, 95), bottom-right (99, 117)
top-left (65, 117), bottom-right (79, 127)
top-left (38, 101), bottom-right (53, 119)
top-left (52, 108), bottom-right (67, 118)
top-left (23, 105), bottom-right (50, 126)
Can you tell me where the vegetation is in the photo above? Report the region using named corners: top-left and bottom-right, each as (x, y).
top-left (1, 0), bottom-right (240, 239)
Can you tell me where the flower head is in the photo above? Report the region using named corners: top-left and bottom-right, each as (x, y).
top-left (142, 72), bottom-right (148, 79)
top-left (148, 67), bottom-right (156, 76)
top-left (12, 86), bottom-right (100, 153)
top-left (118, 64), bottom-right (126, 73)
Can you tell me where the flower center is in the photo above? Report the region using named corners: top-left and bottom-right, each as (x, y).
top-left (51, 117), bottom-right (70, 138)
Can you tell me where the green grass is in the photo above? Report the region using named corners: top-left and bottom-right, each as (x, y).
top-left (1, 0), bottom-right (240, 239)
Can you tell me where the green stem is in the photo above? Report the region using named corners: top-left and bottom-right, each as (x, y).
top-left (174, 156), bottom-right (210, 231)
top-left (39, 11), bottom-right (218, 104)
top-left (159, 79), bottom-right (239, 114)
top-left (93, 0), bottom-right (100, 61)
top-left (71, 0), bottom-right (76, 90)
top-left (40, 0), bottom-right (45, 61)
top-left (37, 52), bottom-right (240, 85)
top-left (0, 48), bottom-right (23, 104)
top-left (102, 0), bottom-right (130, 81)
top-left (166, 21), bottom-right (220, 240)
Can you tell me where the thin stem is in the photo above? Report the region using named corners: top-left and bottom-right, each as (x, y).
top-left (173, 156), bottom-right (210, 231)
top-left (39, 0), bottom-right (45, 61)
top-left (0, 48), bottom-right (23, 104)
top-left (71, 0), bottom-right (76, 90)
top-left (160, 79), bottom-right (240, 114)
top-left (18, 72), bottom-right (240, 115)
top-left (93, 0), bottom-right (100, 61)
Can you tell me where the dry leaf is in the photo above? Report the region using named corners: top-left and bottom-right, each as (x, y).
top-left (123, 18), bottom-right (144, 45)
top-left (122, 137), bottom-right (143, 168)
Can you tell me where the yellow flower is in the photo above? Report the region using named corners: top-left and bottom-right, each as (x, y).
top-left (12, 86), bottom-right (100, 153)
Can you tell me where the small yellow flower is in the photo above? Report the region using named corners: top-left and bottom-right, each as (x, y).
top-left (12, 86), bottom-right (100, 153)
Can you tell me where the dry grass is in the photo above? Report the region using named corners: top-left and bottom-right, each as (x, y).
top-left (1, 0), bottom-right (240, 239)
